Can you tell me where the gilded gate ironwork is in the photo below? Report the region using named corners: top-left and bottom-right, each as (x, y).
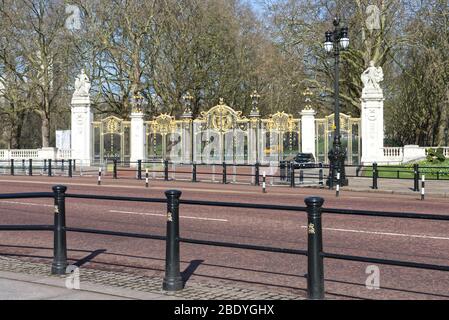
top-left (260, 112), bottom-right (301, 163)
top-left (92, 99), bottom-right (361, 165)
top-left (92, 116), bottom-right (130, 163)
top-left (315, 113), bottom-right (360, 165)
top-left (193, 99), bottom-right (250, 164)
top-left (145, 114), bottom-right (183, 161)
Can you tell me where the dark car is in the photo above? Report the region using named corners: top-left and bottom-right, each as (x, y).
top-left (291, 153), bottom-right (318, 169)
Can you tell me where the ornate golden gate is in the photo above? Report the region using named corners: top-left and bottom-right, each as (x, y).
top-left (92, 99), bottom-right (361, 165)
top-left (145, 114), bottom-right (184, 161)
top-left (92, 116), bottom-right (131, 163)
top-left (259, 112), bottom-right (301, 163)
top-left (315, 113), bottom-right (361, 165)
top-left (193, 99), bottom-right (250, 164)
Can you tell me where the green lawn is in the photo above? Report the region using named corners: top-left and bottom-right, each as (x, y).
top-left (361, 159), bottom-right (449, 180)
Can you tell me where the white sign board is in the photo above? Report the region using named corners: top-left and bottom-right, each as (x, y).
top-left (56, 130), bottom-right (71, 150)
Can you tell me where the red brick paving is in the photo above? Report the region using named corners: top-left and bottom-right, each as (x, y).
top-left (0, 175), bottom-right (448, 300)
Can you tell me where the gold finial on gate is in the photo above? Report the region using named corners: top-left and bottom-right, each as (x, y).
top-left (303, 87), bottom-right (313, 110)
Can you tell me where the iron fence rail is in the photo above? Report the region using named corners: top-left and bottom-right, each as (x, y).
top-left (0, 186), bottom-right (448, 299)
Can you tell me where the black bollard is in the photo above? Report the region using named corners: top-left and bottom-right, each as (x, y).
top-left (262, 171), bottom-right (267, 193)
top-left (51, 185), bottom-right (68, 275)
top-left (22, 159), bottom-right (25, 172)
top-left (336, 172), bottom-right (340, 197)
top-left (255, 163), bottom-right (260, 186)
top-left (113, 159), bottom-right (117, 179)
top-left (29, 159), bottom-right (33, 176)
top-left (319, 168), bottom-right (323, 187)
top-left (164, 160), bottom-right (169, 181)
top-left (10, 159), bottom-right (14, 176)
top-left (192, 163), bottom-right (197, 182)
top-left (222, 162), bottom-right (227, 184)
top-left (68, 159), bottom-right (73, 178)
top-left (98, 167), bottom-right (102, 185)
top-left (73, 159), bottom-right (76, 172)
top-left (305, 196), bottom-right (325, 300)
top-left (300, 169), bottom-right (304, 184)
top-left (372, 163), bottom-right (378, 189)
top-left (44, 159), bottom-right (47, 172)
top-left (61, 159), bottom-right (65, 173)
top-left (137, 160), bottom-right (142, 180)
top-left (48, 159), bottom-right (52, 177)
top-left (145, 168), bottom-right (149, 188)
top-left (162, 190), bottom-right (184, 291)
top-left (413, 164), bottom-right (419, 192)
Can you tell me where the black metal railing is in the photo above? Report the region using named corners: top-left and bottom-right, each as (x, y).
top-left (107, 159), bottom-right (326, 188)
top-left (0, 159), bottom-right (75, 178)
top-left (0, 185), bottom-right (448, 299)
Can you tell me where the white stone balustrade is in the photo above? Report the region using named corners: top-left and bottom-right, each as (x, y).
top-left (0, 148), bottom-right (71, 160)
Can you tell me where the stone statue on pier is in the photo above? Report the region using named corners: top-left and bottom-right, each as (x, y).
top-left (361, 61), bottom-right (383, 93)
top-left (361, 60), bottom-right (385, 164)
top-left (74, 69), bottom-right (91, 97)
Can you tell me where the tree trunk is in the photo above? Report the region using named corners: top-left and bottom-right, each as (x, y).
top-left (41, 115), bottom-right (50, 147)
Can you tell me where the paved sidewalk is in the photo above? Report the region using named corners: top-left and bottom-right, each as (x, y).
top-left (342, 177), bottom-right (449, 197)
top-left (0, 256), bottom-right (301, 300)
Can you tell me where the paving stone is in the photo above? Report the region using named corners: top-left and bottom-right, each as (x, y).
top-left (0, 255), bottom-right (302, 300)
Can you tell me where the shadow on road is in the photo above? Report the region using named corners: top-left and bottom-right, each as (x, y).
top-left (1, 244), bottom-right (449, 299)
top-left (181, 259), bottom-right (204, 284)
top-left (73, 249), bottom-right (107, 267)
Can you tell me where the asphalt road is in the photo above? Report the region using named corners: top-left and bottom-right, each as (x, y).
top-left (0, 175), bottom-right (448, 300)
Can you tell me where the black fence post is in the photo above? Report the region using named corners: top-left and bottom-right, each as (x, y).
top-left (73, 159), bottom-right (76, 172)
top-left (290, 163), bottom-right (295, 188)
top-left (163, 190), bottom-right (184, 291)
top-left (137, 160), bottom-right (142, 180)
top-left (413, 164), bottom-right (419, 192)
top-left (48, 159), bottom-right (52, 177)
top-left (113, 159), bottom-right (117, 179)
top-left (305, 196), bottom-right (325, 300)
top-left (222, 162), bottom-right (227, 184)
top-left (29, 159), bottom-right (32, 176)
top-left (192, 163), bottom-right (197, 182)
top-left (51, 185), bottom-right (68, 275)
top-left (61, 159), bottom-right (65, 173)
top-left (44, 159), bottom-right (47, 172)
top-left (299, 169), bottom-right (304, 184)
top-left (164, 160), bottom-right (169, 181)
top-left (319, 168), bottom-right (323, 187)
top-left (68, 160), bottom-right (73, 178)
top-left (280, 161), bottom-right (286, 181)
top-left (22, 159), bottom-right (25, 172)
top-left (255, 163), bottom-right (260, 186)
top-left (372, 162), bottom-right (378, 190)
top-left (10, 159), bottom-right (14, 176)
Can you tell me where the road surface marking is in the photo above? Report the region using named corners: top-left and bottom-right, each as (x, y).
top-left (0, 200), bottom-right (52, 207)
top-left (301, 226), bottom-right (449, 241)
top-left (1, 178), bottom-right (449, 201)
top-left (109, 210), bottom-right (228, 222)
top-left (0, 179), bottom-right (258, 195)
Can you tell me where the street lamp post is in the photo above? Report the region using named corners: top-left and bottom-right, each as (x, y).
top-left (324, 17), bottom-right (349, 188)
